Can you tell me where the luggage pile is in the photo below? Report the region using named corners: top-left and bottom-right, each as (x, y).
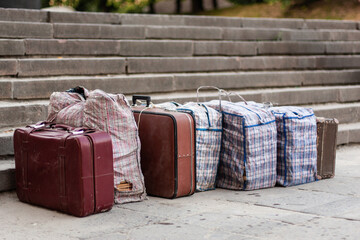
top-left (47, 87), bottom-right (146, 204)
top-left (13, 86), bottom-right (337, 217)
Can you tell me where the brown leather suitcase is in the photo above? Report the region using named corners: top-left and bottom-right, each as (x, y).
top-left (132, 96), bottom-right (196, 198)
top-left (316, 117), bottom-right (338, 179)
top-left (13, 123), bottom-right (114, 217)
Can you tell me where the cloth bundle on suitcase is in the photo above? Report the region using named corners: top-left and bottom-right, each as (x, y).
top-left (205, 100), bottom-right (277, 190)
top-left (48, 87), bottom-right (146, 204)
top-left (270, 106), bottom-right (318, 186)
top-left (175, 102), bottom-right (222, 191)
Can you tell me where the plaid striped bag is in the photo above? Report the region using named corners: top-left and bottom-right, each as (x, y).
top-left (176, 102), bottom-right (222, 191)
top-left (270, 106), bottom-right (317, 186)
top-left (205, 100), bottom-right (277, 190)
top-left (47, 90), bottom-right (88, 125)
top-left (47, 87), bottom-right (146, 204)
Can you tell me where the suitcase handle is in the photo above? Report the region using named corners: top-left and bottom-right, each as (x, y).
top-left (28, 121), bottom-right (56, 131)
top-left (28, 122), bottom-right (95, 135)
top-left (29, 122), bottom-right (74, 132)
top-left (51, 125), bottom-right (96, 134)
top-left (50, 124), bottom-right (75, 131)
top-left (132, 95), bottom-right (151, 107)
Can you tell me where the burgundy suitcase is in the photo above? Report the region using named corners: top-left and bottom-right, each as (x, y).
top-left (316, 117), bottom-right (338, 179)
top-left (13, 123), bottom-right (114, 217)
top-left (132, 96), bottom-right (196, 199)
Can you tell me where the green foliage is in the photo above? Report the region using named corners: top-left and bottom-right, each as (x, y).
top-left (266, 0), bottom-right (293, 6)
top-left (227, 0), bottom-right (265, 5)
top-left (107, 0), bottom-right (152, 13)
top-left (47, 0), bottom-right (81, 7)
top-left (42, 0), bottom-right (152, 13)
top-left (265, 0), bottom-right (319, 7)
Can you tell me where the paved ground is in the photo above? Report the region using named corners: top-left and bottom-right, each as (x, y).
top-left (0, 144), bottom-right (359, 240)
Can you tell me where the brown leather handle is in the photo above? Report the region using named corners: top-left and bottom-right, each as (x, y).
top-left (28, 122), bottom-right (75, 133)
top-left (28, 122), bottom-right (96, 135)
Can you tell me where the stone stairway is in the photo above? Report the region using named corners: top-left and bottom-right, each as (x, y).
top-left (0, 8), bottom-right (359, 192)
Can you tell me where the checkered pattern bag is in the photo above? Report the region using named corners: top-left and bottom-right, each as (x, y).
top-left (47, 87), bottom-right (146, 204)
top-left (176, 102), bottom-right (222, 191)
top-left (270, 106), bottom-right (317, 186)
top-left (205, 100), bottom-right (277, 190)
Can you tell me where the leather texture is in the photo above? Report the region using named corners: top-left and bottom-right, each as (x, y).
top-left (13, 125), bottom-right (114, 217)
top-left (316, 118), bottom-right (338, 179)
top-left (133, 107), bottom-right (196, 198)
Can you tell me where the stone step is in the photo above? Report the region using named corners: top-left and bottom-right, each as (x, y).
top-left (126, 55), bottom-right (360, 74)
top-left (310, 102), bottom-right (360, 125)
top-left (257, 41), bottom-right (360, 55)
top-left (228, 28), bottom-right (348, 43)
top-left (0, 57), bottom-right (126, 77)
top-left (53, 23), bottom-right (145, 39)
top-left (49, 11), bottom-right (121, 25)
top-left (0, 160), bottom-right (15, 192)
top-left (52, 26), bottom-right (360, 41)
top-left (120, 14), bottom-right (359, 30)
top-left (2, 55), bottom-right (360, 78)
top-left (0, 128), bottom-right (13, 156)
top-left (0, 21), bottom-right (52, 39)
top-left (0, 88), bottom-right (359, 132)
top-left (0, 39), bottom-right (25, 56)
top-left (2, 70), bottom-right (360, 100)
top-left (0, 100), bottom-right (48, 128)
top-left (2, 39), bottom-right (360, 57)
top-left (145, 85), bottom-right (360, 106)
top-left (0, 8), bottom-right (48, 23)
top-left (1, 8), bottom-right (359, 30)
top-left (338, 122), bottom-right (360, 145)
top-left (1, 19), bottom-right (359, 41)
top-left (24, 39), bottom-right (194, 57)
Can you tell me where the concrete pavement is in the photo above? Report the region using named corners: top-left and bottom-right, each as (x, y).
top-left (0, 144), bottom-right (359, 240)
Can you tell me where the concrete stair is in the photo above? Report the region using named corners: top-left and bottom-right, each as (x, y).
top-left (0, 8), bottom-right (359, 192)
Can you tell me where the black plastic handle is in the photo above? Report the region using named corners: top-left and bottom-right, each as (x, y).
top-left (132, 95), bottom-right (151, 107)
top-left (66, 86), bottom-right (86, 100)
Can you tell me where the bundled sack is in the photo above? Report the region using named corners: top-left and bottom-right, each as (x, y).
top-left (176, 102), bottom-right (222, 191)
top-left (270, 106), bottom-right (317, 186)
top-left (48, 87), bottom-right (146, 204)
top-left (205, 100), bottom-right (277, 190)
top-left (47, 87), bottom-right (88, 126)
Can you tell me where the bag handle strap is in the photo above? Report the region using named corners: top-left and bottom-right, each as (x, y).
top-left (224, 91), bottom-right (248, 105)
top-left (196, 86), bottom-right (230, 111)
